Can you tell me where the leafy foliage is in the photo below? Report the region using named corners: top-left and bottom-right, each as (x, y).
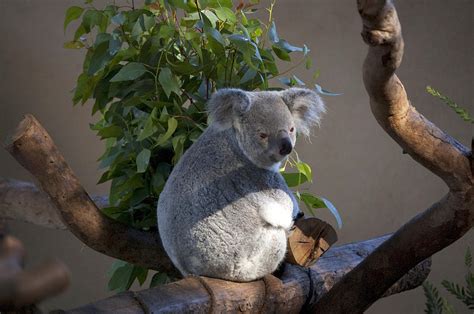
top-left (426, 86), bottom-right (473, 124)
top-left (423, 247), bottom-right (474, 313)
top-left (65, 0), bottom-right (340, 292)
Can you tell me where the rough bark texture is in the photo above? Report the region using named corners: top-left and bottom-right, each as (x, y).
top-left (310, 1), bottom-right (473, 313)
top-left (3, 115), bottom-right (177, 274)
top-left (66, 235), bottom-right (430, 313)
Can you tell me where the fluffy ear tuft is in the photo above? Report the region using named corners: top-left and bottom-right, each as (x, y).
top-left (207, 89), bottom-right (251, 129)
top-left (280, 88), bottom-right (325, 136)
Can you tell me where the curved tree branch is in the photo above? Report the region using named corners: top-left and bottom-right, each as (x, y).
top-left (3, 115), bottom-right (177, 274)
top-left (0, 178), bottom-right (109, 230)
top-left (310, 1), bottom-right (473, 312)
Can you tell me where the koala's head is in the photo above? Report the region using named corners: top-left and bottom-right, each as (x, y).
top-left (207, 88), bottom-right (325, 171)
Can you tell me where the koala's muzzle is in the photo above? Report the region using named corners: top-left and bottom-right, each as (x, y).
top-left (279, 138), bottom-right (292, 156)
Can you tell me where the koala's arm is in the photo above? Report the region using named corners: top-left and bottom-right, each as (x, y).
top-left (256, 189), bottom-right (296, 230)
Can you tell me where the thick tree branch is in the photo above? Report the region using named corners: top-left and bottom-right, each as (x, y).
top-left (3, 115), bottom-right (177, 274)
top-left (66, 235), bottom-right (430, 313)
top-left (0, 178), bottom-right (109, 230)
top-left (310, 1), bottom-right (473, 313)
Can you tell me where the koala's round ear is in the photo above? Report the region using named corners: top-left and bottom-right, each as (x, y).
top-left (207, 88), bottom-right (251, 129)
top-left (280, 88), bottom-right (326, 136)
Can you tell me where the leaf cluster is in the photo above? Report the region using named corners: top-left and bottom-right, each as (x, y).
top-left (65, 0), bottom-right (339, 292)
top-left (426, 86), bottom-right (473, 124)
top-left (423, 247), bottom-right (474, 313)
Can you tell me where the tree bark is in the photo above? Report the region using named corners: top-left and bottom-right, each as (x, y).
top-left (0, 178), bottom-right (109, 230)
top-left (3, 115), bottom-right (177, 274)
top-left (66, 235), bottom-right (430, 313)
top-left (310, 1), bottom-right (473, 313)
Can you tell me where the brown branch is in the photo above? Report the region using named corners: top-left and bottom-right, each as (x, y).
top-left (0, 258), bottom-right (70, 310)
top-left (3, 115), bottom-right (177, 274)
top-left (65, 235), bottom-right (430, 313)
top-left (0, 232), bottom-right (69, 310)
top-left (310, 1), bottom-right (474, 313)
top-left (0, 178), bottom-right (108, 230)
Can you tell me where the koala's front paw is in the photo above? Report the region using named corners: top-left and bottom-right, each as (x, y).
top-left (259, 199), bottom-right (293, 230)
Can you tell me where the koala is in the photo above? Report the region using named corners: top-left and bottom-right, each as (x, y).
top-left (157, 87), bottom-right (325, 282)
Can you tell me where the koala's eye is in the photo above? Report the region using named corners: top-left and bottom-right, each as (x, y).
top-left (290, 127), bottom-right (295, 133)
top-left (259, 133), bottom-right (268, 139)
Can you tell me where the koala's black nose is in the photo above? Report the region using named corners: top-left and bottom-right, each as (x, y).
top-left (279, 138), bottom-right (292, 156)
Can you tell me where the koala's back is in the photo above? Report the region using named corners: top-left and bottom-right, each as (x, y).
top-left (157, 127), bottom-right (294, 281)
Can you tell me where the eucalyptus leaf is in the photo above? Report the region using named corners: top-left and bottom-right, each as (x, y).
top-left (158, 68), bottom-right (181, 98)
top-left (64, 6), bottom-right (84, 31)
top-left (315, 84), bottom-right (342, 96)
top-left (136, 149), bottom-right (151, 173)
top-left (110, 62), bottom-right (147, 82)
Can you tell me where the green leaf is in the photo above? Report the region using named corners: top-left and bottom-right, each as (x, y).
top-left (133, 266), bottom-right (149, 286)
top-left (172, 134), bottom-right (186, 163)
top-left (204, 27), bottom-right (225, 56)
top-left (110, 62), bottom-right (147, 82)
top-left (156, 117), bottom-right (178, 146)
top-left (158, 68), bottom-right (181, 98)
top-left (272, 45), bottom-right (290, 61)
top-left (111, 13), bottom-right (125, 25)
top-left (423, 281), bottom-right (445, 314)
top-left (98, 125), bottom-right (123, 139)
top-left (107, 261), bottom-right (134, 292)
top-left (275, 39), bottom-right (303, 53)
top-left (321, 197), bottom-right (342, 229)
top-left (296, 161), bottom-right (312, 182)
top-left (150, 272), bottom-right (171, 287)
top-left (202, 10), bottom-right (219, 28)
top-left (268, 21), bottom-right (279, 43)
top-left (63, 41), bottom-right (84, 49)
top-left (138, 109), bottom-right (158, 141)
top-left (88, 42), bottom-right (112, 75)
top-left (239, 68), bottom-right (257, 84)
top-left (136, 149), bottom-right (151, 173)
top-left (465, 247), bottom-right (472, 268)
top-left (64, 6), bottom-right (84, 31)
top-left (229, 34), bottom-right (262, 69)
top-left (315, 84), bottom-right (342, 96)
top-left (281, 172), bottom-right (308, 187)
top-left (427, 86), bottom-right (474, 123)
top-left (213, 7), bottom-right (236, 24)
top-left (298, 193), bottom-right (342, 229)
top-left (82, 9), bottom-right (104, 33)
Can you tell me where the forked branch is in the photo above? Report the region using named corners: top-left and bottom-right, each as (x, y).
top-left (3, 115), bottom-right (177, 274)
top-left (310, 1), bottom-right (473, 312)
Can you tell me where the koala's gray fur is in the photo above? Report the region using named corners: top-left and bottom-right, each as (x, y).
top-left (157, 88), bottom-right (325, 282)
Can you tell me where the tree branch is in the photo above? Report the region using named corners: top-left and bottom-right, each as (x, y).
top-left (310, 1), bottom-right (473, 312)
top-left (66, 235), bottom-right (430, 313)
top-left (3, 115), bottom-right (177, 274)
top-left (0, 232), bottom-right (70, 310)
top-left (0, 178), bottom-right (109, 230)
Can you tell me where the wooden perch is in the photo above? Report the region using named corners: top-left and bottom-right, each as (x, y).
top-left (66, 235), bottom-right (430, 313)
top-left (310, 1), bottom-right (473, 312)
top-left (3, 115), bottom-right (177, 274)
